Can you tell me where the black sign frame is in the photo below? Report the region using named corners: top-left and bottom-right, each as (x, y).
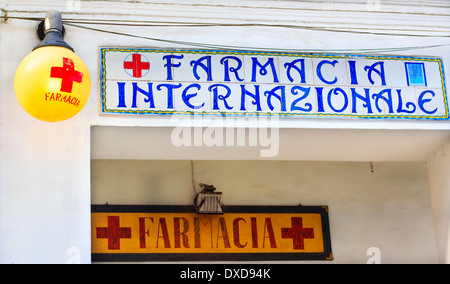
top-left (91, 205), bottom-right (333, 262)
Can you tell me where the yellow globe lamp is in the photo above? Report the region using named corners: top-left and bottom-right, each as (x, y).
top-left (14, 10), bottom-right (91, 122)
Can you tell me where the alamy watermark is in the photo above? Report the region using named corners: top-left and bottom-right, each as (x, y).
top-left (367, 0), bottom-right (381, 11)
top-left (67, 0), bottom-right (81, 12)
top-left (66, 247), bottom-right (81, 264)
top-left (170, 115), bottom-right (280, 158)
top-left (367, 247), bottom-right (381, 264)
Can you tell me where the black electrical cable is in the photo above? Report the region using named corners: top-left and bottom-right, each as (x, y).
top-left (3, 13), bottom-right (450, 54)
top-left (65, 22), bottom-right (450, 54)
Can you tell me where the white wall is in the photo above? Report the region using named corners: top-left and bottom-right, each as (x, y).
top-left (92, 160), bottom-right (438, 264)
top-left (0, 124), bottom-right (91, 264)
top-left (91, 126), bottom-right (450, 162)
top-left (428, 140), bottom-right (450, 263)
top-left (1, 0), bottom-right (450, 263)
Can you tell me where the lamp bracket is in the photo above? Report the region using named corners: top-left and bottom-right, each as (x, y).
top-left (0, 9), bottom-right (7, 24)
top-left (33, 10), bottom-right (73, 52)
top-left (199, 183), bottom-right (217, 193)
top-left (37, 20), bottom-right (66, 41)
top-left (194, 184), bottom-right (224, 215)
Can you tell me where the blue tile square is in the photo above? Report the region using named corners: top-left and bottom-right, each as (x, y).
top-left (405, 62), bottom-right (427, 87)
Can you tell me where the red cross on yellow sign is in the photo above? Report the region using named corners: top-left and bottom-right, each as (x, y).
top-left (91, 205), bottom-right (332, 262)
top-left (282, 217), bottom-right (315, 250)
top-left (96, 216), bottom-right (132, 250)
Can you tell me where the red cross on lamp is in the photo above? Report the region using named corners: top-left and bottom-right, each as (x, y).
top-left (14, 10), bottom-right (91, 122)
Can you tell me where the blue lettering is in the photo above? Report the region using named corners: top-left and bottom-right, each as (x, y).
top-left (240, 85), bottom-right (262, 111)
top-left (251, 57), bottom-right (279, 83)
top-left (156, 83), bottom-right (182, 109)
top-left (182, 83), bottom-right (204, 110)
top-left (210, 84), bottom-right (233, 110)
top-left (317, 60), bottom-right (338, 85)
top-left (290, 86), bottom-right (312, 112)
top-left (284, 59), bottom-right (306, 84)
top-left (348, 60), bottom-right (358, 85)
top-left (351, 88), bottom-right (373, 114)
top-left (316, 87), bottom-right (325, 113)
top-left (191, 56), bottom-right (213, 81)
top-left (364, 62), bottom-right (386, 86)
top-left (372, 89), bottom-right (394, 114)
top-left (132, 82), bottom-right (155, 109)
top-left (117, 82), bottom-right (127, 108)
top-left (327, 88), bottom-right (348, 113)
top-left (396, 89), bottom-right (416, 114)
top-left (264, 86), bottom-right (287, 112)
top-left (418, 90), bottom-right (437, 114)
top-left (162, 54), bottom-right (184, 81)
top-left (220, 56), bottom-right (244, 82)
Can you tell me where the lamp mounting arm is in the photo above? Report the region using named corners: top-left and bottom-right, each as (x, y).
top-left (33, 10), bottom-right (74, 52)
top-left (0, 9), bottom-right (7, 24)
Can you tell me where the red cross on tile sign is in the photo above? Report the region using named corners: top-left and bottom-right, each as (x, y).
top-left (281, 217), bottom-right (314, 250)
top-left (96, 216), bottom-right (132, 250)
top-left (123, 54), bottom-right (150, 78)
top-left (50, 58), bottom-right (83, 93)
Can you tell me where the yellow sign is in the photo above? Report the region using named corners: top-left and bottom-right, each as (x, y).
top-left (91, 206), bottom-right (332, 261)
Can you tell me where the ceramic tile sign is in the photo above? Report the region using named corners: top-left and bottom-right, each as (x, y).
top-left (100, 48), bottom-right (448, 120)
top-left (91, 205), bottom-right (332, 262)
